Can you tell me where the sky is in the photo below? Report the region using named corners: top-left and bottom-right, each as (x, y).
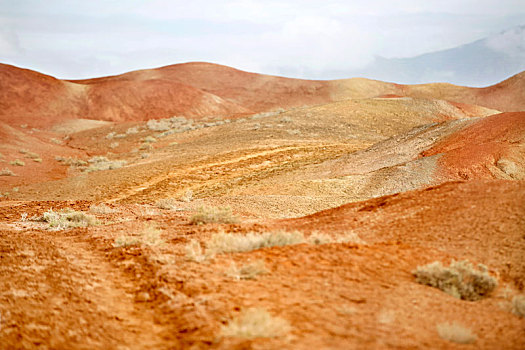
top-left (0, 0), bottom-right (524, 80)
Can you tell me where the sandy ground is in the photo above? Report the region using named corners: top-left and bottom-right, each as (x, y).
top-left (0, 63), bottom-right (524, 349)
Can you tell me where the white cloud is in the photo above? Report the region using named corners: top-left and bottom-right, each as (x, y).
top-left (0, 0), bottom-right (524, 79)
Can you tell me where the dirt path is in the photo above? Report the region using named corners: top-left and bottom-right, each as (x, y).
top-left (0, 225), bottom-right (167, 349)
top-left (108, 143), bottom-right (357, 203)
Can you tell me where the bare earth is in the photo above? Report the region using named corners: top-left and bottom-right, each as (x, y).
top-left (0, 63), bottom-right (524, 349)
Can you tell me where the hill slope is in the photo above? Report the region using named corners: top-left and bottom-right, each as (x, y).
top-left (1, 62), bottom-right (524, 129)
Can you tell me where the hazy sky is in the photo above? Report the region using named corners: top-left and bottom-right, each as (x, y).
top-left (1, 0), bottom-right (524, 79)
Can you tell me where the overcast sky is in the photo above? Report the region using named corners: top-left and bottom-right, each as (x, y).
top-left (1, 0), bottom-right (524, 80)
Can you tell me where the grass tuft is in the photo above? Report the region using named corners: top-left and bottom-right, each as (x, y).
top-left (207, 231), bottom-right (304, 255)
top-left (184, 239), bottom-right (208, 262)
top-left (221, 308), bottom-right (290, 339)
top-left (226, 260), bottom-right (268, 280)
top-left (0, 168), bottom-right (15, 176)
top-left (436, 322), bottom-right (476, 344)
top-left (190, 206), bottom-right (237, 224)
top-left (89, 204), bottom-right (119, 214)
top-left (10, 159), bottom-right (25, 166)
top-left (85, 156), bottom-right (126, 172)
top-left (511, 295), bottom-right (525, 318)
top-left (155, 198), bottom-right (179, 210)
top-left (114, 225), bottom-right (165, 248)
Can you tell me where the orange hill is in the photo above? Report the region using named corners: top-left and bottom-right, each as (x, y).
top-left (1, 62), bottom-right (524, 129)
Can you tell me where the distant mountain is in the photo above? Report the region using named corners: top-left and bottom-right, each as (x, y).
top-left (354, 25), bottom-right (525, 87)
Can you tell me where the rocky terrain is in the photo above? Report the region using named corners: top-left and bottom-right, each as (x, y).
top-left (0, 62), bottom-right (524, 349)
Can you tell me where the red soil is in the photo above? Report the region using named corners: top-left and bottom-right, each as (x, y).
top-left (422, 112), bottom-right (525, 180)
top-left (282, 179), bottom-right (525, 289)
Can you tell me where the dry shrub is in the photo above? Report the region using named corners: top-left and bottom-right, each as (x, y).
top-left (207, 231), bottom-right (304, 254)
top-left (184, 239), bottom-right (207, 262)
top-left (147, 119), bottom-right (171, 131)
top-left (139, 143), bottom-right (153, 151)
top-left (190, 206), bottom-right (237, 224)
top-left (39, 209), bottom-right (98, 229)
top-left (221, 308), bottom-right (290, 339)
top-left (142, 136), bottom-right (157, 143)
top-left (413, 260), bottom-right (497, 300)
top-left (307, 231), bottom-right (365, 245)
top-left (226, 260), bottom-right (268, 280)
top-left (126, 126), bottom-right (139, 134)
top-left (179, 189), bottom-right (193, 202)
top-left (10, 159), bottom-right (25, 166)
top-left (113, 236), bottom-right (140, 248)
top-left (56, 157), bottom-right (88, 167)
top-left (155, 198), bottom-right (179, 210)
top-left (114, 225), bottom-right (165, 248)
top-left (85, 156), bottom-right (126, 172)
top-left (89, 204), bottom-right (119, 215)
top-left (511, 295), bottom-right (525, 317)
top-left (436, 322), bottom-right (476, 344)
top-left (0, 168), bottom-right (15, 176)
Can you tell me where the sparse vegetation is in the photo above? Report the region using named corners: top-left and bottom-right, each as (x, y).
top-left (126, 126), bottom-right (139, 134)
top-left (511, 295), bottom-right (525, 317)
top-left (146, 119), bottom-right (171, 131)
top-left (38, 209), bottom-right (98, 229)
top-left (85, 156), bottom-right (126, 172)
top-left (89, 204), bottom-right (119, 214)
top-left (187, 230), bottom-right (363, 263)
top-left (56, 156), bottom-right (88, 167)
top-left (113, 235), bottom-right (140, 248)
top-left (413, 260), bottom-right (497, 301)
top-left (113, 225), bottom-right (165, 248)
top-left (155, 198), bottom-right (179, 210)
top-left (184, 239), bottom-right (207, 262)
top-left (142, 136), bottom-right (157, 143)
top-left (436, 322), bottom-right (477, 344)
top-left (207, 231), bottom-right (305, 254)
top-left (139, 143), bottom-right (153, 151)
top-left (0, 168), bottom-right (15, 176)
top-left (221, 308), bottom-right (290, 339)
top-left (179, 189), bottom-right (193, 202)
top-left (190, 206), bottom-right (237, 224)
top-left (226, 260), bottom-right (268, 280)
top-left (10, 159), bottom-right (25, 166)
